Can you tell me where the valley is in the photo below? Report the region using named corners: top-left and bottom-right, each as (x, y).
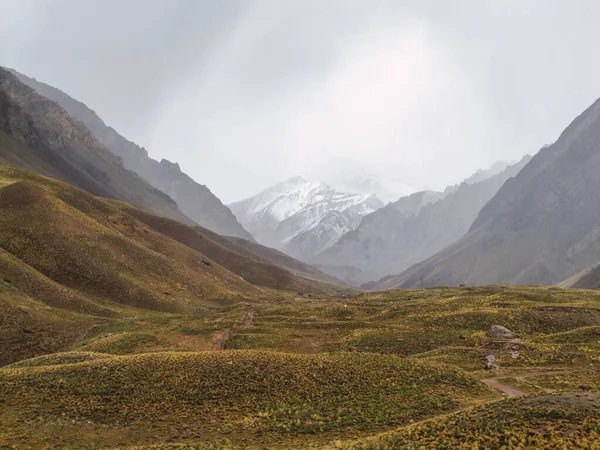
top-left (1, 145), bottom-right (598, 448)
top-left (3, 7), bottom-right (600, 447)
top-left (2, 267), bottom-right (600, 448)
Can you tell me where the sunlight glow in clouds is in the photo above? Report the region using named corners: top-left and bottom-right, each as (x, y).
top-left (4, 0), bottom-right (600, 202)
top-left (149, 19), bottom-right (493, 201)
top-left (287, 24), bottom-right (491, 185)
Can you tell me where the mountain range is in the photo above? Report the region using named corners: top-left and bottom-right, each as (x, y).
top-left (384, 97), bottom-right (600, 289)
top-left (229, 177), bottom-right (383, 261)
top-left (311, 158), bottom-right (530, 286)
top-left (7, 68), bottom-right (253, 241)
top-left (0, 67), bottom-right (193, 226)
top-left (0, 66), bottom-right (346, 297)
top-left (5, 63), bottom-right (600, 295)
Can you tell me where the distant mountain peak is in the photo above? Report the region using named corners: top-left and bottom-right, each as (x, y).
top-left (229, 179), bottom-right (383, 261)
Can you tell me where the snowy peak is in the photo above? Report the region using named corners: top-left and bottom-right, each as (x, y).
top-left (231, 177), bottom-right (381, 224)
top-left (229, 178), bottom-right (384, 260)
top-left (234, 177), bottom-right (325, 222)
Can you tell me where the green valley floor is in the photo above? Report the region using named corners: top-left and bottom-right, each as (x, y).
top-left (2, 286), bottom-right (600, 448)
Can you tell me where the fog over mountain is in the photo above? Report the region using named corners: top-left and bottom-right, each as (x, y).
top-left (3, 1), bottom-right (600, 202)
top-left (312, 158), bottom-right (530, 286)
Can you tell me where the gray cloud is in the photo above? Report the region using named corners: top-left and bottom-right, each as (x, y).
top-left (2, 0), bottom-right (600, 202)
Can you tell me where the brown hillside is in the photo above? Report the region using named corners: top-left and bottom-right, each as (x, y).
top-left (0, 167), bottom-right (343, 311)
top-left (226, 235), bottom-right (346, 285)
top-left (0, 168), bottom-right (261, 314)
top-left (125, 207), bottom-right (336, 290)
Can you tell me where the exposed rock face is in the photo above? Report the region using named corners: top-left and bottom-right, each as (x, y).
top-left (487, 325), bottom-right (516, 340)
top-left (390, 97), bottom-right (600, 288)
top-left (0, 67), bottom-right (192, 225)
top-left (229, 177), bottom-right (383, 261)
top-left (8, 68), bottom-right (253, 241)
top-left (313, 159), bottom-right (530, 287)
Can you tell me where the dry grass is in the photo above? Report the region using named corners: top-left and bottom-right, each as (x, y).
top-left (0, 351), bottom-right (486, 448)
top-left (2, 170), bottom-right (600, 448)
top-left (343, 393), bottom-right (600, 449)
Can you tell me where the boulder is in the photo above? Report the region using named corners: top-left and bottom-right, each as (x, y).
top-left (488, 325), bottom-right (516, 340)
top-left (485, 354), bottom-right (499, 370)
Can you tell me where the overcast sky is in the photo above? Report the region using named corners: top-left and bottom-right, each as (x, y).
top-left (2, 0), bottom-right (600, 203)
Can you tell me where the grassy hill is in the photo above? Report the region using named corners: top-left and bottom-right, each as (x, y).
top-left (0, 167), bottom-right (349, 365)
top-left (0, 351), bottom-right (487, 448)
top-left (124, 207), bottom-right (347, 294)
top-left (0, 168), bottom-right (258, 312)
top-left (2, 281), bottom-right (600, 447)
top-left (344, 392), bottom-right (600, 449)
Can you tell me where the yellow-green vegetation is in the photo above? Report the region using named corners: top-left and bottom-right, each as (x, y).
top-left (0, 171), bottom-right (258, 315)
top-left (3, 169), bottom-right (600, 448)
top-left (0, 351), bottom-right (487, 448)
top-left (344, 393), bottom-right (600, 449)
top-left (2, 286), bottom-right (600, 447)
top-left (4, 351), bottom-right (111, 368)
top-left (0, 166), bottom-right (350, 365)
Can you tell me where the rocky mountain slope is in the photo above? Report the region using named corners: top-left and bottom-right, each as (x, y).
top-left (0, 67), bottom-right (192, 225)
top-left (8, 68), bottom-right (253, 241)
top-left (313, 159), bottom-right (530, 286)
top-left (229, 177), bottom-right (383, 261)
top-left (388, 97), bottom-right (600, 288)
top-left (559, 260), bottom-right (600, 289)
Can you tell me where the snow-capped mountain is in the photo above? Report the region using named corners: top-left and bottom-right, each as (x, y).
top-left (228, 177), bottom-right (384, 261)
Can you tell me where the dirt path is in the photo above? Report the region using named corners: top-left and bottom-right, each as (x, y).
top-left (481, 370), bottom-right (571, 398)
top-left (211, 311), bottom-right (256, 350)
top-left (481, 377), bottom-right (526, 397)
